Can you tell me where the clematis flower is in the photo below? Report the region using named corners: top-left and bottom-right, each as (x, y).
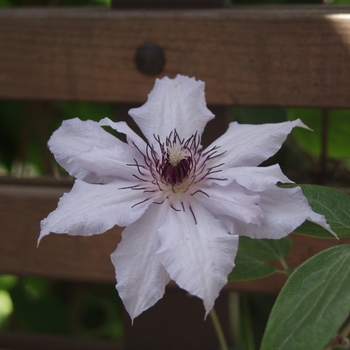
top-left (39, 75), bottom-right (335, 321)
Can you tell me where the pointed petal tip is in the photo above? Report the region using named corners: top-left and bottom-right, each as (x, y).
top-left (121, 299), bottom-right (148, 323)
top-left (203, 310), bottom-right (209, 321)
top-left (38, 225), bottom-right (51, 246)
top-left (294, 118), bottom-right (312, 131)
top-left (301, 193), bottom-right (338, 239)
top-left (332, 230), bottom-right (339, 240)
top-left (38, 219), bottom-right (49, 247)
top-left (321, 223), bottom-right (338, 239)
top-left (312, 213), bottom-right (338, 239)
top-left (36, 234), bottom-right (44, 247)
top-left (98, 116), bottom-right (113, 127)
top-left (310, 220), bottom-right (338, 239)
top-left (204, 300), bottom-right (215, 320)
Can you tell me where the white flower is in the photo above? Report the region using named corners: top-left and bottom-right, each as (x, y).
top-left (39, 75), bottom-right (335, 321)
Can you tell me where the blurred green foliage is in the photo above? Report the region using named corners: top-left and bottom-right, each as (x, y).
top-left (0, 276), bottom-right (124, 341)
top-left (0, 102), bottom-right (115, 175)
top-left (289, 109), bottom-right (350, 159)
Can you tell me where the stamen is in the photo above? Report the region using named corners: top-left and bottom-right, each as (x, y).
top-left (207, 169), bottom-right (223, 175)
top-left (152, 180), bottom-right (164, 192)
top-left (131, 198), bottom-right (150, 208)
top-left (119, 184), bottom-right (140, 190)
top-left (132, 174), bottom-right (148, 182)
top-left (208, 163), bottom-right (225, 170)
top-left (171, 205), bottom-right (181, 212)
top-left (133, 187), bottom-right (147, 191)
top-left (208, 177), bottom-right (228, 181)
top-left (191, 189), bottom-right (209, 197)
top-left (189, 206), bottom-right (197, 225)
top-left (126, 159), bottom-right (146, 176)
top-left (131, 141), bottom-right (146, 158)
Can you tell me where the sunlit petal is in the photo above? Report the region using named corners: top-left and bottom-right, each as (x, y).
top-left (207, 119), bottom-right (308, 168)
top-left (212, 164), bottom-right (293, 192)
top-left (39, 179), bottom-right (152, 244)
top-left (129, 75), bottom-right (214, 143)
top-left (111, 204), bottom-right (170, 321)
top-left (48, 118), bottom-right (123, 182)
top-left (99, 118), bottom-right (147, 152)
top-left (195, 182), bottom-right (263, 225)
top-left (76, 144), bottom-right (144, 181)
top-left (226, 186), bottom-right (336, 239)
top-left (156, 200), bottom-right (238, 316)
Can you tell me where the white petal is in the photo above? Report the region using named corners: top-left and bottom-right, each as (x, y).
top-left (49, 118), bottom-right (124, 182)
top-left (128, 75), bottom-right (214, 143)
top-left (75, 144), bottom-right (144, 181)
top-left (111, 204), bottom-right (170, 321)
top-left (39, 179), bottom-right (152, 244)
top-left (207, 119), bottom-right (308, 168)
top-left (195, 182), bottom-right (263, 225)
top-left (155, 200), bottom-right (238, 316)
top-left (226, 186), bottom-right (336, 239)
top-left (212, 164), bottom-right (293, 192)
top-left (99, 118), bottom-right (147, 152)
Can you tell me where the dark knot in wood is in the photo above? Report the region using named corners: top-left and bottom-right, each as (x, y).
top-left (135, 43), bottom-right (165, 75)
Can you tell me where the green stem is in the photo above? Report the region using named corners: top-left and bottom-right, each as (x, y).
top-left (325, 320), bottom-right (350, 350)
top-left (279, 257), bottom-right (289, 271)
top-left (279, 258), bottom-right (295, 276)
top-left (209, 307), bottom-right (229, 350)
top-left (229, 292), bottom-right (240, 348)
top-left (340, 320), bottom-right (350, 338)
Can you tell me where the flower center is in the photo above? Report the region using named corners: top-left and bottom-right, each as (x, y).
top-left (125, 129), bottom-right (226, 199)
top-left (168, 144), bottom-right (189, 167)
top-left (161, 144), bottom-right (192, 186)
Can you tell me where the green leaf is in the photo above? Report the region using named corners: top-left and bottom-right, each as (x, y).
top-left (261, 245), bottom-right (350, 350)
top-left (229, 237), bottom-right (292, 281)
top-left (239, 236), bottom-right (292, 261)
top-left (295, 185), bottom-right (350, 238)
top-left (229, 250), bottom-right (275, 281)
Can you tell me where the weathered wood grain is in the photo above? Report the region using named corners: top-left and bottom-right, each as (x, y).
top-left (1, 180), bottom-right (349, 293)
top-left (1, 6), bottom-right (350, 107)
top-left (0, 330), bottom-right (124, 350)
top-left (0, 182), bottom-right (121, 283)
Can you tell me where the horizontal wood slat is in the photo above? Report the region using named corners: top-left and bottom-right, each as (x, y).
top-left (1, 6), bottom-right (350, 107)
top-left (1, 180), bottom-right (349, 293)
top-left (0, 331), bottom-right (124, 350)
top-left (0, 182), bottom-right (120, 283)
